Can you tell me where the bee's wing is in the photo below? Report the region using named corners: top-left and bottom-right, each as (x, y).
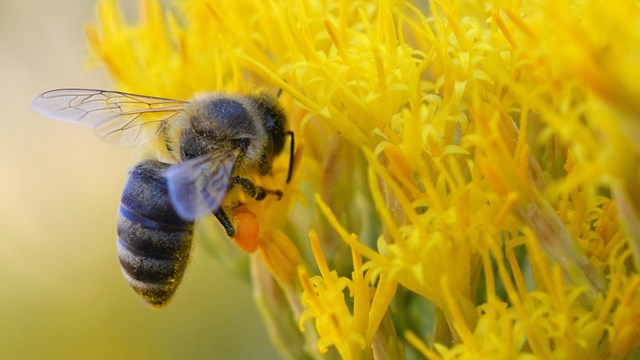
top-left (164, 149), bottom-right (239, 221)
top-left (32, 88), bottom-right (188, 146)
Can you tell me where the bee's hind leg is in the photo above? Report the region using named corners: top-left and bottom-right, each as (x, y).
top-left (214, 209), bottom-right (236, 237)
top-left (231, 176), bottom-right (282, 201)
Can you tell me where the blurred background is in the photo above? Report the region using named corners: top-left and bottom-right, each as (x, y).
top-left (0, 0), bottom-right (279, 358)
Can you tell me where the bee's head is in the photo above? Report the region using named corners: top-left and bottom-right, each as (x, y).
top-left (248, 94), bottom-right (287, 158)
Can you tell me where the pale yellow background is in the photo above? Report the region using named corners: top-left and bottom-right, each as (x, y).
top-left (0, 1), bottom-right (279, 358)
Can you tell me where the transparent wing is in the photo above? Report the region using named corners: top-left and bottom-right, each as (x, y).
top-left (32, 88), bottom-right (188, 146)
top-left (164, 149), bottom-right (239, 221)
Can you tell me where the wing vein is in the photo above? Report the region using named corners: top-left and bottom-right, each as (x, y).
top-left (32, 88), bottom-right (188, 146)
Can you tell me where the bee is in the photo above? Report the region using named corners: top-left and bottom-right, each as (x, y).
top-left (32, 89), bottom-right (294, 306)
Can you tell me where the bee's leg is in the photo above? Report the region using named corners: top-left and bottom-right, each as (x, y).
top-left (214, 209), bottom-right (236, 237)
top-left (231, 176), bottom-right (283, 201)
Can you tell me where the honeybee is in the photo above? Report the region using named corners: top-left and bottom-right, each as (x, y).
top-left (32, 89), bottom-right (293, 306)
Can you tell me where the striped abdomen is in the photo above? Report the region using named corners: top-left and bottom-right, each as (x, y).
top-left (117, 160), bottom-right (194, 307)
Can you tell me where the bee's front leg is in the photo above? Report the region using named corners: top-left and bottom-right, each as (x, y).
top-left (215, 177), bottom-right (282, 238)
top-left (231, 176), bottom-right (282, 200)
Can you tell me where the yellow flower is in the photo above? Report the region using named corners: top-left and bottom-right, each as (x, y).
top-left (86, 0), bottom-right (640, 358)
top-left (299, 231), bottom-right (369, 359)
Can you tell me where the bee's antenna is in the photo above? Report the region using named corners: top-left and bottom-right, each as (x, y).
top-left (286, 131), bottom-right (295, 183)
top-left (276, 88), bottom-right (283, 98)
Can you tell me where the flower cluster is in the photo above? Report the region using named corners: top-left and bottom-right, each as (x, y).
top-left (87, 0), bottom-right (640, 358)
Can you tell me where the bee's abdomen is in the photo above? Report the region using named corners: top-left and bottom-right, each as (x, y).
top-left (116, 160), bottom-right (193, 307)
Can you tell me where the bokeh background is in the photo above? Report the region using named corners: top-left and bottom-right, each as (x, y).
top-left (0, 0), bottom-right (279, 358)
